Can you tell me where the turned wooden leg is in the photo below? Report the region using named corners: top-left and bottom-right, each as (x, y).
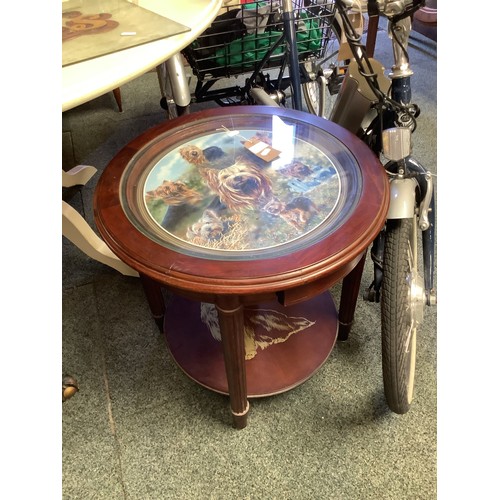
top-left (216, 296), bottom-right (249, 429)
top-left (112, 88), bottom-right (123, 112)
top-left (338, 252), bottom-right (367, 341)
top-left (139, 274), bottom-right (165, 332)
top-left (365, 14), bottom-right (379, 58)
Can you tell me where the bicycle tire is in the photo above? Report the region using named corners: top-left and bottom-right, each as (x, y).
top-left (381, 217), bottom-right (421, 414)
top-left (302, 15), bottom-right (343, 120)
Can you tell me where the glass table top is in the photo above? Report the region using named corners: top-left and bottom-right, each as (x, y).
top-left (62, 0), bottom-right (190, 66)
top-left (119, 110), bottom-right (363, 261)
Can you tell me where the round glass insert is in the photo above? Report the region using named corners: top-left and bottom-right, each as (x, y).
top-left (120, 112), bottom-right (362, 260)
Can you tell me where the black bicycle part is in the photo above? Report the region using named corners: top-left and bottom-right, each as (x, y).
top-left (282, 0), bottom-right (303, 110)
top-left (381, 217), bottom-right (418, 414)
top-left (364, 230), bottom-right (385, 303)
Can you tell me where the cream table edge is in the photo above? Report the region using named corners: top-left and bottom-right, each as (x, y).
top-left (62, 0), bottom-right (223, 112)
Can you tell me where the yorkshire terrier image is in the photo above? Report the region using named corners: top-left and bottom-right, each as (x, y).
top-left (263, 195), bottom-right (319, 231)
top-left (214, 160), bottom-right (274, 211)
top-left (145, 179), bottom-right (202, 206)
top-left (179, 144), bottom-right (226, 166)
top-left (179, 144), bottom-right (274, 212)
top-left (178, 143), bottom-right (318, 233)
top-left (278, 196), bottom-right (319, 231)
top-left (261, 196), bottom-right (286, 216)
top-left (186, 209), bottom-right (225, 243)
top-left (278, 160), bottom-right (313, 180)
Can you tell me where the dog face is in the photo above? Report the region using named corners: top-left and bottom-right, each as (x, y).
top-left (179, 145), bottom-right (207, 165)
top-left (215, 161), bottom-right (273, 211)
top-left (187, 221), bottom-right (224, 241)
top-left (186, 209), bottom-right (224, 243)
top-left (279, 196), bottom-right (319, 230)
top-left (262, 196), bottom-right (285, 215)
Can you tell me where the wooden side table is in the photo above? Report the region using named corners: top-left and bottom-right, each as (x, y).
top-left (94, 106), bottom-right (389, 428)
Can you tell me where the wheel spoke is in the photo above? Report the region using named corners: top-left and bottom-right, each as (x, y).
top-left (404, 322), bottom-right (415, 353)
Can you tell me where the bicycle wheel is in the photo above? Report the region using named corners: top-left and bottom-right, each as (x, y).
top-left (381, 216), bottom-right (425, 414)
top-left (302, 17), bottom-right (343, 120)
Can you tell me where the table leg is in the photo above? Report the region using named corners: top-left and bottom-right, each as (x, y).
top-left (365, 13), bottom-right (379, 58)
top-left (62, 201), bottom-right (138, 277)
top-left (112, 88), bottom-right (123, 112)
top-left (140, 274), bottom-right (166, 332)
top-left (215, 296), bottom-right (249, 429)
top-left (338, 251), bottom-right (367, 341)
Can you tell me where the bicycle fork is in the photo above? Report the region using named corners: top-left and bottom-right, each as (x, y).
top-left (157, 53), bottom-right (192, 116)
top-left (369, 16), bottom-right (436, 307)
top-left (370, 130), bottom-right (436, 307)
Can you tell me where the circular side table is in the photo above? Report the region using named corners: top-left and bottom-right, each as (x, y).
top-left (94, 106), bottom-right (389, 428)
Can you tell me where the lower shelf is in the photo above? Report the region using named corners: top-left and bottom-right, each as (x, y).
top-left (164, 291), bottom-right (338, 397)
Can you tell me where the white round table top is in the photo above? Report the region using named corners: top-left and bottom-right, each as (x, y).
top-left (62, 0), bottom-right (223, 111)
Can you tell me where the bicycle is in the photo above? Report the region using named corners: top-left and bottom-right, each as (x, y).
top-left (330, 0), bottom-right (437, 413)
